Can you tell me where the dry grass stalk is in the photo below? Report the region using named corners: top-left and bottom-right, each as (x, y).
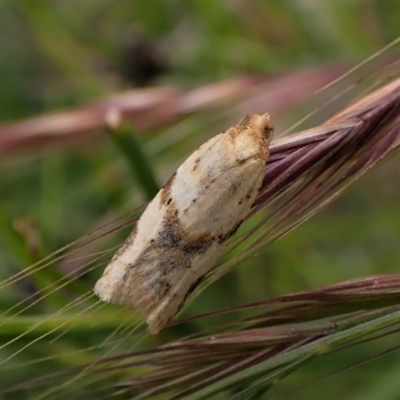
top-left (201, 75), bottom-right (400, 290)
top-left (0, 66), bottom-right (343, 154)
top-left (8, 275), bottom-right (400, 399)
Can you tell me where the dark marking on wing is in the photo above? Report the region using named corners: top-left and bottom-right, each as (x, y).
top-left (155, 207), bottom-right (216, 258)
top-left (160, 172), bottom-right (177, 204)
top-left (217, 219), bottom-right (244, 244)
top-left (192, 157), bottom-right (201, 171)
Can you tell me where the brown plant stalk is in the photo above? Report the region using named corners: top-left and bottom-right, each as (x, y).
top-left (201, 75), bottom-right (400, 290)
top-left (0, 66), bottom-right (344, 154)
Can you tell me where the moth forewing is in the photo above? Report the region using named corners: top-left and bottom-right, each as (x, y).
top-left (94, 113), bottom-right (274, 333)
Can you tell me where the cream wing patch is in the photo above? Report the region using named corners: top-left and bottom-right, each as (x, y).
top-left (94, 113), bottom-right (274, 333)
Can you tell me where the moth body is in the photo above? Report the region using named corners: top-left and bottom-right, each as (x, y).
top-left (94, 113), bottom-right (273, 333)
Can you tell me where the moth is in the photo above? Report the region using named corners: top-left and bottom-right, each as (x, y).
top-left (95, 113), bottom-right (274, 333)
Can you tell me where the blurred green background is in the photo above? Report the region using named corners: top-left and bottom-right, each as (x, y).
top-left (1, 0), bottom-right (400, 399)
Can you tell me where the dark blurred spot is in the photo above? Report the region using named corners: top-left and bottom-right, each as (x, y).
top-left (117, 33), bottom-right (169, 87)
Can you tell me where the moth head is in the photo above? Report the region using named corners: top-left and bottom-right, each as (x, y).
top-left (239, 113), bottom-right (274, 144)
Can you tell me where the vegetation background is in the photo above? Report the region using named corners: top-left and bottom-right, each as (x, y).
top-left (1, 1), bottom-right (400, 399)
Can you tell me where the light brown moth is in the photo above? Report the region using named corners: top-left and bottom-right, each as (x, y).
top-left (95, 113), bottom-right (274, 333)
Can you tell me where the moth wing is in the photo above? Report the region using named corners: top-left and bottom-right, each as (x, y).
top-left (140, 130), bottom-right (268, 332)
top-left (95, 119), bottom-right (270, 334)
